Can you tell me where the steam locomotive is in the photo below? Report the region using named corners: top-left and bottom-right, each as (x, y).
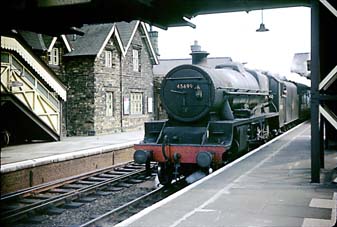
top-left (134, 46), bottom-right (310, 185)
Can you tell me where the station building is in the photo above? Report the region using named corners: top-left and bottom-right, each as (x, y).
top-left (1, 21), bottom-right (159, 145)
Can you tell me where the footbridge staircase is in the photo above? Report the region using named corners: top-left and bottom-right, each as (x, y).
top-left (1, 36), bottom-right (67, 145)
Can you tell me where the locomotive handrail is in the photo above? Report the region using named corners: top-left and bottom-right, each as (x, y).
top-left (222, 90), bottom-right (269, 96)
top-left (155, 121), bottom-right (167, 144)
top-left (170, 90), bottom-right (187, 94)
top-left (166, 76), bottom-right (203, 80)
top-left (217, 86), bottom-right (268, 93)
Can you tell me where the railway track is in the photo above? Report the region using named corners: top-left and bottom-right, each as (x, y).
top-left (80, 179), bottom-right (186, 227)
top-left (0, 161), bottom-right (156, 226)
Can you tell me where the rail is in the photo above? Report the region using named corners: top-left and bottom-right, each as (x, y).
top-left (0, 161), bottom-right (155, 225)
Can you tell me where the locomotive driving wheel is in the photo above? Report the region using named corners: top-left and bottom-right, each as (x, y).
top-left (158, 163), bottom-right (173, 186)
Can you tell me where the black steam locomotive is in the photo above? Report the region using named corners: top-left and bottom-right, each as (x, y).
top-left (134, 47), bottom-right (310, 185)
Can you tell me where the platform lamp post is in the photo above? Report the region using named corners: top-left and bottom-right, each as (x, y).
top-left (256, 9), bottom-right (269, 32)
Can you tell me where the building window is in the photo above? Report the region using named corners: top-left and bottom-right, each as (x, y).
top-left (147, 97), bottom-right (153, 113)
top-left (105, 50), bottom-right (112, 68)
top-left (131, 92), bottom-right (143, 115)
top-left (48, 48), bottom-right (59, 65)
top-left (106, 92), bottom-right (114, 116)
top-left (132, 49), bottom-right (140, 72)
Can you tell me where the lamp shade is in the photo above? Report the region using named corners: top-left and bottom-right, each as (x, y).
top-left (256, 23), bottom-right (269, 32)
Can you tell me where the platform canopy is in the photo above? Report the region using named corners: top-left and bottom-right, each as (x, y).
top-left (2, 0), bottom-right (310, 35)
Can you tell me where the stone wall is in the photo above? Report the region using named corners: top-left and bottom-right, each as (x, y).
top-left (64, 56), bottom-right (96, 136)
top-left (93, 37), bottom-right (123, 134)
top-left (121, 27), bottom-right (154, 131)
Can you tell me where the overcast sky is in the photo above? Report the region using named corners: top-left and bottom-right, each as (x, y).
top-left (152, 6), bottom-right (311, 86)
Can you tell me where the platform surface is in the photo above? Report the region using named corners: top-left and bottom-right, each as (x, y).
top-left (117, 122), bottom-right (337, 227)
top-left (1, 130), bottom-right (143, 173)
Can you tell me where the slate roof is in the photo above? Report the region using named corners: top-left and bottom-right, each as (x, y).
top-left (17, 21), bottom-right (158, 64)
top-left (115, 21), bottom-right (139, 48)
top-left (19, 31), bottom-right (72, 53)
top-left (65, 23), bottom-right (115, 56)
top-left (63, 21), bottom-right (158, 64)
top-left (153, 57), bottom-right (233, 76)
top-left (18, 31), bottom-right (47, 51)
top-left (41, 34), bottom-right (54, 50)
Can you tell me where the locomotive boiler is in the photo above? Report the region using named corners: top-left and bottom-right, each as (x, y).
top-left (160, 62), bottom-right (270, 123)
top-left (134, 43), bottom-right (309, 185)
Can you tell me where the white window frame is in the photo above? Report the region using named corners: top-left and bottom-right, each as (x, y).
top-left (106, 92), bottom-right (114, 116)
top-left (132, 49), bottom-right (139, 72)
top-left (105, 50), bottom-right (112, 68)
top-left (48, 47), bottom-right (59, 65)
top-left (130, 92), bottom-right (143, 115)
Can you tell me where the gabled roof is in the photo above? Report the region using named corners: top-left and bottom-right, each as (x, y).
top-left (41, 34), bottom-right (54, 50)
top-left (139, 22), bottom-right (159, 65)
top-left (115, 21), bottom-right (139, 49)
top-left (116, 21), bottom-right (159, 65)
top-left (17, 21), bottom-right (158, 64)
top-left (64, 23), bottom-right (124, 57)
top-left (18, 31), bottom-right (72, 53)
top-left (154, 57), bottom-right (232, 75)
top-left (18, 31), bottom-right (47, 51)
top-left (112, 21), bottom-right (158, 64)
top-left (65, 21), bottom-right (158, 64)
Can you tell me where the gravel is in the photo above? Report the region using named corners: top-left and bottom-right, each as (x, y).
top-left (17, 178), bottom-right (158, 227)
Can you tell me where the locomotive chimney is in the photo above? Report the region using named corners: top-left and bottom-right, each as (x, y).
top-left (190, 40), bottom-right (209, 66)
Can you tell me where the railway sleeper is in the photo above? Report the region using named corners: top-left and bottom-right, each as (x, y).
top-left (116, 182), bottom-right (134, 188)
top-left (105, 186), bottom-right (124, 192)
top-left (63, 201), bottom-right (84, 209)
top-left (23, 215), bottom-right (46, 224)
top-left (76, 197), bottom-right (96, 203)
top-left (62, 184), bottom-right (87, 189)
top-left (45, 206), bottom-right (65, 215)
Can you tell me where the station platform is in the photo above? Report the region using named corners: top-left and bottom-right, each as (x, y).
top-left (1, 130), bottom-right (143, 194)
top-left (117, 122), bottom-right (337, 227)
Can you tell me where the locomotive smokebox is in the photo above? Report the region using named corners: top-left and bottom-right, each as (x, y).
top-left (190, 41), bottom-right (209, 66)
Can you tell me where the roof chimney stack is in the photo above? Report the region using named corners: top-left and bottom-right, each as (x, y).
top-left (190, 40), bottom-right (209, 66)
top-left (148, 26), bottom-right (159, 56)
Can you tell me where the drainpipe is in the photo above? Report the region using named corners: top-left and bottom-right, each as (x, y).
top-left (119, 53), bottom-right (123, 132)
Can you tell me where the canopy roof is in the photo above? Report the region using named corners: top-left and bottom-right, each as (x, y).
top-left (2, 0), bottom-right (311, 35)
